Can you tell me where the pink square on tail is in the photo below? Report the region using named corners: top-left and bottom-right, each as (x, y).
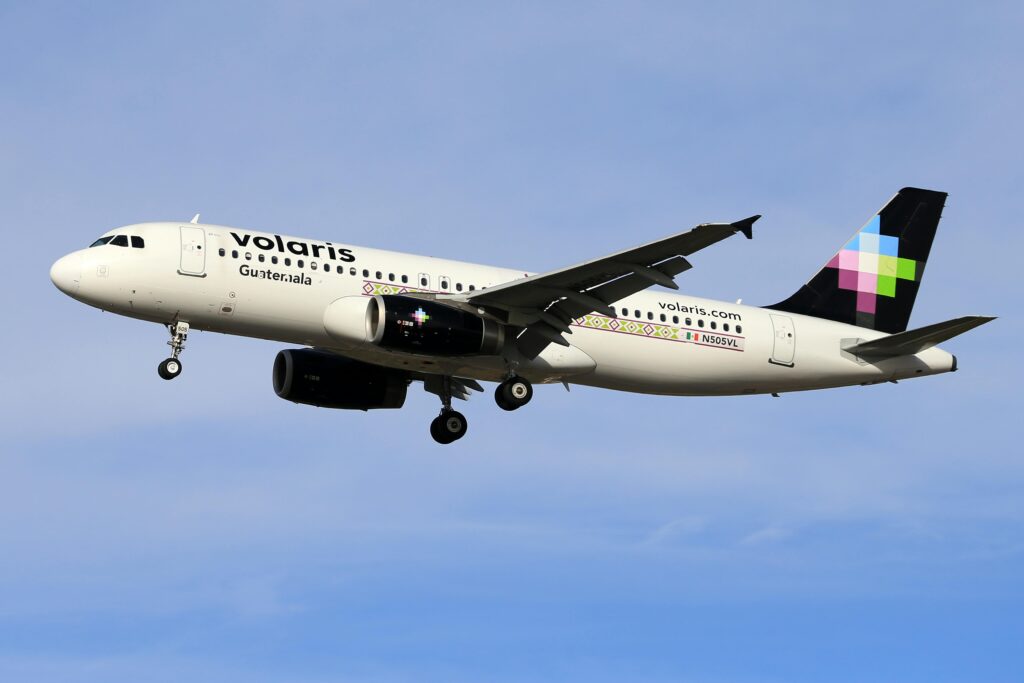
top-left (857, 271), bottom-right (877, 293)
top-left (825, 254), bottom-right (840, 269)
top-left (838, 269), bottom-right (858, 290)
top-left (838, 249), bottom-right (859, 269)
top-left (857, 291), bottom-right (877, 313)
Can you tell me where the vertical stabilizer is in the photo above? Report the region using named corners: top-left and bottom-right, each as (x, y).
top-left (768, 187), bottom-right (946, 333)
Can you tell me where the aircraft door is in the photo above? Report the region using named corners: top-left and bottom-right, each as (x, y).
top-left (178, 226), bottom-right (206, 276)
top-left (769, 314), bottom-right (795, 366)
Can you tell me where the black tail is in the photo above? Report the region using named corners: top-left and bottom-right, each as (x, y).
top-left (767, 187), bottom-right (947, 333)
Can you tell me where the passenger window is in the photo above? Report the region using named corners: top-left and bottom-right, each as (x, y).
top-left (89, 236), bottom-right (113, 247)
top-left (402, 275), bottom-right (408, 284)
top-left (337, 265), bottom-right (344, 274)
top-left (245, 252), bottom-right (252, 260)
top-left (647, 312), bottom-right (653, 320)
top-left (231, 250), bottom-right (239, 258)
top-left (285, 258), bottom-right (292, 266)
top-left (468, 284), bottom-right (475, 291)
top-left (375, 271), bottom-right (382, 280)
top-left (272, 256), bottom-right (278, 264)
top-left (723, 323), bottom-right (729, 332)
top-left (350, 267), bottom-right (357, 276)
top-left (218, 248), bottom-right (225, 256)
top-left (736, 325), bottom-right (743, 334)
top-left (311, 262), bottom-right (317, 270)
top-left (634, 310), bottom-right (640, 318)
top-left (298, 259), bottom-right (304, 268)
top-left (710, 321), bottom-right (717, 330)
top-left (258, 254), bottom-right (265, 262)
top-left (388, 273), bottom-right (395, 282)
top-left (698, 319), bottom-right (704, 328)
top-left (419, 276), bottom-right (428, 287)
top-left (673, 316), bottom-right (679, 324)
top-left (685, 317), bottom-right (692, 326)
top-left (660, 314), bottom-right (666, 322)
top-left (131, 236), bottom-right (145, 248)
top-left (456, 282), bottom-right (463, 292)
top-left (111, 235), bottom-right (129, 247)
top-left (621, 308), bottom-right (628, 317)
top-left (362, 269), bottom-right (369, 277)
top-left (440, 277), bottom-right (450, 290)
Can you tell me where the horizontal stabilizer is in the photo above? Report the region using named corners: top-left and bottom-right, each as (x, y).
top-left (844, 316), bottom-right (995, 358)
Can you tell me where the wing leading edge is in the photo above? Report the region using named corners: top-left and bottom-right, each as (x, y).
top-left (442, 215), bottom-right (759, 358)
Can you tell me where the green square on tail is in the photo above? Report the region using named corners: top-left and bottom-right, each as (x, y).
top-left (896, 257), bottom-right (916, 280)
top-left (877, 274), bottom-right (897, 297)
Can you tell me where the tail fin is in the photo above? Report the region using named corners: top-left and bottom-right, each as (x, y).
top-left (768, 187), bottom-right (947, 333)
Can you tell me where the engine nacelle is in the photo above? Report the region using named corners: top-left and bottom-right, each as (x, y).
top-left (272, 349), bottom-right (407, 410)
top-left (324, 295), bottom-right (504, 356)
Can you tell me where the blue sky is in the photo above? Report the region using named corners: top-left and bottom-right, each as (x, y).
top-left (2, 1), bottom-right (1022, 681)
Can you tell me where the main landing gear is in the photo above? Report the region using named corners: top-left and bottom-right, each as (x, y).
top-left (430, 376), bottom-right (468, 445)
top-left (495, 375), bottom-right (533, 411)
top-left (158, 321), bottom-right (189, 380)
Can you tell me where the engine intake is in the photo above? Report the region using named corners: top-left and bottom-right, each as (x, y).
top-left (273, 349), bottom-right (407, 410)
top-left (324, 295), bottom-right (504, 356)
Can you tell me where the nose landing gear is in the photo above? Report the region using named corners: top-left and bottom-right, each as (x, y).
top-left (158, 321), bottom-right (189, 380)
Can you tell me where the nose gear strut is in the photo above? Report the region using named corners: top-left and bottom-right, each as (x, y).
top-left (158, 321), bottom-right (189, 380)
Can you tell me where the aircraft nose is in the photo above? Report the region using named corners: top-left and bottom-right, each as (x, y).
top-left (50, 252), bottom-right (82, 295)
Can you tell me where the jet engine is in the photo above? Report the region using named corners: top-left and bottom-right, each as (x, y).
top-left (324, 295), bottom-right (504, 356)
top-left (273, 349), bottom-right (408, 410)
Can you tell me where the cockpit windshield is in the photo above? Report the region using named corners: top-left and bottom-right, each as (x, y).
top-left (88, 234), bottom-right (144, 248)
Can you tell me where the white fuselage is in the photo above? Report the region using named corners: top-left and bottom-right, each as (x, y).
top-left (50, 222), bottom-right (956, 396)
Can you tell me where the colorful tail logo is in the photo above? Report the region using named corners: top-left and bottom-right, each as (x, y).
top-left (825, 214), bottom-right (919, 316)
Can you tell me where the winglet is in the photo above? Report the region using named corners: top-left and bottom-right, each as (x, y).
top-left (732, 215), bottom-right (760, 239)
top-left (190, 213), bottom-right (201, 224)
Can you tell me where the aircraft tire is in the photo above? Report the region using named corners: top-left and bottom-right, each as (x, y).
top-left (497, 377), bottom-right (532, 411)
top-left (158, 358), bottom-right (182, 380)
top-left (494, 386), bottom-right (512, 411)
top-left (431, 410), bottom-right (467, 444)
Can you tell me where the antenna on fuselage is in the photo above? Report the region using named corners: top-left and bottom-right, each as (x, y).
top-left (190, 214), bottom-right (200, 224)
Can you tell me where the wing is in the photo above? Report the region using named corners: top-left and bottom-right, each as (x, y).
top-left (442, 215), bottom-right (759, 357)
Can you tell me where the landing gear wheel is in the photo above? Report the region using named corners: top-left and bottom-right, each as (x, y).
top-left (496, 376), bottom-right (533, 411)
top-left (430, 410), bottom-right (468, 444)
top-left (159, 321), bottom-right (189, 381)
top-left (158, 358), bottom-right (182, 380)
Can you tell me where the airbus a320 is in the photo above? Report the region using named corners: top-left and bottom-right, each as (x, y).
top-left (50, 187), bottom-right (993, 443)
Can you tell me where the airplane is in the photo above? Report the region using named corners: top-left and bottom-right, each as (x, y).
top-left (50, 187), bottom-right (993, 444)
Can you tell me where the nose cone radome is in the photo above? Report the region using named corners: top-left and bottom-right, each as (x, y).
top-left (50, 252), bottom-right (82, 295)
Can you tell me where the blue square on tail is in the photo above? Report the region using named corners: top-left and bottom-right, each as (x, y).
top-left (878, 234), bottom-right (899, 256)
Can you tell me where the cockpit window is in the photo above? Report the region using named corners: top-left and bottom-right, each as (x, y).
top-left (110, 235), bottom-right (129, 247)
top-left (131, 236), bottom-right (145, 248)
top-left (89, 236), bottom-right (113, 247)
